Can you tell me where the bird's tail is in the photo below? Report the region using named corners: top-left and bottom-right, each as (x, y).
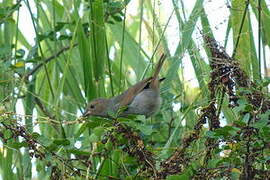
top-left (150, 54), bottom-right (166, 88)
top-left (152, 54), bottom-right (166, 80)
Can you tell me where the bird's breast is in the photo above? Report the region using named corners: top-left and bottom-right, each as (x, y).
top-left (126, 89), bottom-right (161, 117)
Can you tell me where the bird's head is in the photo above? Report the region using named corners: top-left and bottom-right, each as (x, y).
top-left (83, 98), bottom-right (110, 117)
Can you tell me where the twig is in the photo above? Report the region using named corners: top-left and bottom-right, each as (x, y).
top-left (34, 97), bottom-right (60, 133)
top-left (24, 44), bottom-right (77, 80)
top-left (0, 0), bottom-right (22, 25)
top-left (232, 0), bottom-right (250, 58)
top-left (34, 97), bottom-right (55, 120)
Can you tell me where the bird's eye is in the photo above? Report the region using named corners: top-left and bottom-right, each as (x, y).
top-left (90, 105), bottom-right (95, 109)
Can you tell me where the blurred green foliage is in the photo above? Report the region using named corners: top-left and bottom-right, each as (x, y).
top-left (0, 0), bottom-right (270, 179)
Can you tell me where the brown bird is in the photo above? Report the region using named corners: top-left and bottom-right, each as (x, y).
top-left (83, 54), bottom-right (166, 118)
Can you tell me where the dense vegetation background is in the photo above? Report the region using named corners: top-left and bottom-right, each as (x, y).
top-left (0, 0), bottom-right (270, 179)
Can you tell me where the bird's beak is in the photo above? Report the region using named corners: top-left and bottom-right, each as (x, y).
top-left (82, 110), bottom-right (91, 117)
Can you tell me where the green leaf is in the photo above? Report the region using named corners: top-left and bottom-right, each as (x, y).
top-left (213, 126), bottom-right (240, 138)
top-left (76, 19), bottom-right (96, 100)
top-left (31, 132), bottom-right (41, 139)
top-left (262, 77), bottom-right (270, 87)
top-left (205, 130), bottom-right (218, 138)
top-left (165, 0), bottom-right (204, 89)
top-left (108, 109), bottom-right (117, 118)
top-left (166, 174), bottom-right (189, 180)
top-left (37, 136), bottom-right (52, 146)
top-left (242, 113), bottom-right (250, 123)
top-left (261, 126), bottom-right (270, 138)
top-left (47, 143), bottom-right (58, 151)
top-left (105, 141), bottom-right (113, 150)
top-left (55, 22), bottom-right (67, 31)
top-left (13, 61), bottom-right (25, 68)
top-left (15, 49), bottom-right (25, 58)
top-left (53, 139), bottom-right (70, 146)
top-left (258, 110), bottom-right (270, 121)
top-left (58, 34), bottom-right (72, 40)
top-left (8, 141), bottom-right (28, 149)
top-left (233, 120), bottom-right (246, 127)
top-left (4, 129), bottom-right (12, 139)
top-left (112, 15), bottom-right (122, 22)
top-left (137, 124), bottom-right (154, 135)
top-left (0, 45), bottom-right (11, 56)
top-left (66, 148), bottom-right (91, 156)
top-left (89, 127), bottom-right (106, 142)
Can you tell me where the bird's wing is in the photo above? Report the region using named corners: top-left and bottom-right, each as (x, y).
top-left (116, 77), bottom-right (152, 107)
top-left (115, 54), bottom-right (166, 107)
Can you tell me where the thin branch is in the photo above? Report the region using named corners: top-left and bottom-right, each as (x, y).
top-left (25, 0), bottom-right (55, 98)
top-left (232, 0), bottom-right (250, 58)
top-left (119, 6), bottom-right (127, 93)
top-left (34, 97), bottom-right (56, 121)
top-left (258, 0), bottom-right (262, 80)
top-left (24, 44), bottom-right (77, 80)
top-left (0, 0), bottom-right (22, 25)
top-left (105, 33), bottom-right (114, 96)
